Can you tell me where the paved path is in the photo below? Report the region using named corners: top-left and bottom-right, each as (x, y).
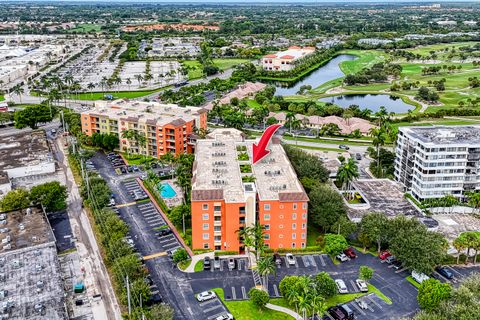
top-left (184, 252), bottom-right (214, 273)
top-left (266, 303), bottom-right (302, 320)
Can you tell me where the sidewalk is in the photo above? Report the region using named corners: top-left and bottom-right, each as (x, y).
top-left (184, 252), bottom-right (214, 272)
top-left (266, 303), bottom-right (302, 320)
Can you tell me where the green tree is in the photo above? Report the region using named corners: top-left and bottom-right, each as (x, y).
top-left (323, 233), bottom-right (348, 256)
top-left (0, 189), bottom-right (31, 211)
top-left (14, 104), bottom-right (54, 129)
top-left (360, 212), bottom-right (389, 253)
top-left (336, 157), bottom-right (359, 194)
top-left (359, 265), bottom-right (374, 282)
top-left (314, 272), bottom-right (337, 298)
top-left (331, 216), bottom-right (357, 238)
top-left (172, 248), bottom-right (189, 263)
top-left (148, 303), bottom-right (174, 320)
top-left (417, 279), bottom-right (452, 313)
top-left (30, 181), bottom-right (67, 212)
top-left (257, 256), bottom-right (276, 291)
top-left (248, 288), bottom-right (270, 309)
top-left (308, 184), bottom-right (347, 232)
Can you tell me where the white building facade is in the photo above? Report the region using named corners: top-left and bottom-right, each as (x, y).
top-left (394, 126), bottom-right (480, 201)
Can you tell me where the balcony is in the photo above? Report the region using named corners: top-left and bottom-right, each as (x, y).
top-left (214, 220), bottom-right (221, 226)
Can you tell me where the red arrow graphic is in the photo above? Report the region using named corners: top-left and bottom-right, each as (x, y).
top-left (252, 124), bottom-right (282, 164)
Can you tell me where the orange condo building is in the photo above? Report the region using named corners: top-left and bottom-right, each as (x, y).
top-left (81, 99), bottom-right (207, 158)
top-left (191, 128), bottom-right (308, 253)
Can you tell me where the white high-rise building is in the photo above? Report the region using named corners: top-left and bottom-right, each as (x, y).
top-left (394, 126), bottom-right (480, 201)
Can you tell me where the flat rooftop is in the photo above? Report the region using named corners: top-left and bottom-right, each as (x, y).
top-left (0, 207), bottom-right (55, 252)
top-left (88, 99), bottom-right (206, 127)
top-left (264, 46), bottom-right (315, 60)
top-left (0, 130), bottom-right (53, 172)
top-left (348, 179), bottom-right (420, 221)
top-left (192, 128), bottom-right (306, 202)
top-left (400, 125), bottom-right (480, 145)
top-left (0, 207), bottom-right (65, 319)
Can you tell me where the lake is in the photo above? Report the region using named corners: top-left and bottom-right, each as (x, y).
top-left (273, 54), bottom-right (357, 96)
top-left (319, 94), bottom-right (414, 113)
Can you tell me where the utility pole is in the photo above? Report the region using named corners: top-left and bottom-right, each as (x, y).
top-left (126, 276), bottom-right (131, 316)
top-left (60, 110), bottom-right (65, 130)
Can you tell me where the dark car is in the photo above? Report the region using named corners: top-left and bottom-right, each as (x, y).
top-left (355, 153), bottom-right (362, 160)
top-left (392, 260), bottom-right (402, 270)
top-left (150, 163), bottom-right (158, 168)
top-left (436, 266), bottom-right (454, 280)
top-left (343, 247), bottom-right (357, 259)
top-left (339, 304), bottom-right (354, 320)
top-left (127, 166), bottom-right (133, 172)
top-left (204, 257), bottom-right (211, 270)
top-left (157, 228), bottom-right (172, 237)
top-left (328, 306), bottom-right (347, 320)
top-left (120, 167), bottom-right (127, 174)
top-left (272, 253), bottom-right (282, 266)
top-left (146, 293), bottom-right (162, 306)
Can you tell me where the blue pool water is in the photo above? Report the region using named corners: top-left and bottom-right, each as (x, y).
top-left (160, 183), bottom-right (177, 199)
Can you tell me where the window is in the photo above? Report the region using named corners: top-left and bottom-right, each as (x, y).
top-left (292, 213), bottom-right (297, 220)
top-left (203, 243), bottom-right (209, 249)
top-left (293, 203), bottom-right (297, 210)
top-left (203, 223), bottom-right (209, 230)
top-left (292, 233), bottom-right (296, 239)
top-left (202, 214), bottom-right (209, 221)
top-left (280, 205), bottom-right (284, 209)
top-left (301, 233), bottom-right (306, 239)
top-left (302, 223), bottom-right (306, 230)
top-left (292, 223), bottom-right (296, 230)
top-left (301, 242), bottom-right (305, 248)
top-left (264, 234), bottom-right (270, 240)
top-left (264, 214), bottom-right (270, 221)
top-left (214, 236), bottom-right (221, 241)
top-left (214, 205), bottom-right (221, 212)
top-left (215, 245), bottom-right (221, 250)
top-left (279, 244), bottom-right (283, 248)
top-left (302, 203), bottom-right (307, 209)
top-left (214, 226), bottom-right (221, 232)
top-left (279, 234), bottom-right (284, 239)
top-left (264, 204), bottom-right (270, 211)
top-left (302, 213), bottom-right (307, 220)
top-left (279, 224), bottom-right (284, 229)
top-left (202, 204), bottom-right (209, 210)
top-left (264, 225), bottom-right (270, 230)
top-left (203, 233), bottom-right (209, 240)
top-left (292, 243), bottom-right (296, 248)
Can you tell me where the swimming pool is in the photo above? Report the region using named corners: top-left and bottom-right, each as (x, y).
top-left (160, 182), bottom-right (177, 199)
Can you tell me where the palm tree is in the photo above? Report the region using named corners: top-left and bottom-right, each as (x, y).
top-left (135, 74), bottom-right (143, 86)
top-left (369, 127), bottom-right (386, 174)
top-left (100, 77), bottom-right (108, 93)
top-left (126, 78), bottom-right (132, 91)
top-left (236, 227), bottom-right (255, 267)
top-left (121, 129), bottom-right (136, 156)
top-left (296, 294), bottom-right (312, 320)
top-left (256, 257), bottom-right (276, 292)
top-left (11, 84), bottom-right (24, 103)
top-left (311, 296), bottom-right (327, 320)
top-left (87, 82), bottom-right (96, 99)
top-left (336, 157), bottom-right (359, 198)
top-left (453, 236), bottom-right (467, 264)
top-left (468, 192), bottom-right (480, 214)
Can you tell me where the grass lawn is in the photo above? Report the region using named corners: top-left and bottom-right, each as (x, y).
top-left (212, 288), bottom-right (295, 320)
top-left (306, 224), bottom-right (322, 247)
top-left (294, 145), bottom-right (344, 153)
top-left (339, 50), bottom-right (387, 75)
top-left (182, 58), bottom-right (251, 80)
top-left (283, 135), bottom-right (373, 147)
top-left (246, 99), bottom-right (262, 109)
top-left (64, 88), bottom-right (166, 101)
top-left (178, 259), bottom-right (191, 271)
top-left (121, 153), bottom-right (156, 165)
top-left (194, 260), bottom-right (204, 272)
top-left (367, 284), bottom-right (392, 304)
top-left (0, 95), bottom-right (4, 101)
top-left (406, 276), bottom-right (421, 289)
top-left (68, 23), bottom-right (102, 33)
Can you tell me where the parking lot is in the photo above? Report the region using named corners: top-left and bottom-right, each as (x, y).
top-left (195, 294), bottom-right (232, 320)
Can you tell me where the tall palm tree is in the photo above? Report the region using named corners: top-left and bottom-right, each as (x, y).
top-left (296, 294), bottom-right (312, 320)
top-left (236, 226), bottom-right (255, 267)
top-left (453, 236), bottom-right (467, 264)
top-left (11, 84), bottom-right (24, 103)
top-left (121, 129), bottom-right (136, 156)
top-left (135, 74), bottom-right (143, 86)
top-left (126, 78), bottom-right (132, 91)
top-left (256, 257), bottom-right (276, 292)
top-left (336, 157), bottom-right (359, 198)
top-left (87, 82), bottom-right (96, 99)
top-left (311, 296), bottom-right (327, 320)
top-left (369, 127), bottom-right (386, 174)
top-left (468, 192), bottom-right (480, 214)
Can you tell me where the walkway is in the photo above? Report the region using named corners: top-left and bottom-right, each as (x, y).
top-left (184, 252), bottom-right (214, 273)
top-left (265, 303), bottom-right (302, 320)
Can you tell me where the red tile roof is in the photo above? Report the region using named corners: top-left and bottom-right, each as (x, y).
top-left (280, 55), bottom-right (295, 59)
top-left (192, 189), bottom-right (224, 201)
top-left (289, 46), bottom-right (301, 49)
top-left (279, 192), bottom-right (309, 202)
top-left (264, 54), bottom-right (277, 58)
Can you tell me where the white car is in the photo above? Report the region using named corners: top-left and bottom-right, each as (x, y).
top-left (412, 270), bottom-right (430, 284)
top-left (356, 279), bottom-right (368, 292)
top-left (286, 253), bottom-right (296, 266)
top-left (335, 279), bottom-right (349, 294)
top-left (336, 253), bottom-right (348, 262)
top-left (196, 291), bottom-right (216, 302)
top-left (215, 313), bottom-right (234, 320)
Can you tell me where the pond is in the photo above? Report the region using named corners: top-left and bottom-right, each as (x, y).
top-left (272, 54), bottom-right (357, 96)
top-left (318, 94), bottom-right (414, 113)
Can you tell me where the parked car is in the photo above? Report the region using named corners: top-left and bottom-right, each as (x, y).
top-left (339, 144), bottom-right (350, 150)
top-left (339, 304), bottom-right (354, 320)
top-left (228, 258), bottom-right (236, 270)
top-left (412, 270), bottom-right (430, 284)
top-left (286, 253), bottom-right (296, 266)
top-left (379, 250), bottom-right (391, 260)
top-left (328, 306), bottom-right (347, 320)
top-left (335, 279), bottom-right (348, 294)
top-left (390, 259), bottom-right (401, 270)
top-left (435, 266), bottom-right (454, 280)
top-left (127, 166), bottom-right (133, 172)
top-left (355, 298), bottom-right (368, 310)
top-left (196, 291), bottom-right (216, 302)
top-left (120, 167), bottom-right (127, 174)
top-left (355, 279), bottom-right (368, 292)
top-left (273, 253), bottom-right (282, 266)
top-left (203, 257), bottom-right (211, 270)
top-left (215, 313), bottom-right (233, 320)
top-left (108, 198), bottom-right (116, 207)
top-left (343, 247), bottom-right (357, 259)
top-left (213, 256), bottom-right (221, 269)
top-left (336, 253), bottom-right (348, 262)
top-left (385, 255), bottom-right (396, 264)
top-left (157, 228), bottom-right (172, 237)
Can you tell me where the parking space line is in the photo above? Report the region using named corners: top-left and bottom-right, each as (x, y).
top-left (350, 302), bottom-right (367, 316)
top-left (208, 312), bottom-right (227, 320)
top-left (149, 222), bottom-right (164, 227)
top-left (143, 251), bottom-right (167, 260)
top-left (350, 280), bottom-right (358, 292)
top-left (241, 286), bottom-right (247, 299)
top-left (319, 254), bottom-right (326, 267)
top-left (446, 266), bottom-right (464, 278)
top-left (199, 298), bottom-right (219, 307)
top-left (162, 242), bottom-right (179, 249)
top-left (309, 255), bottom-right (317, 268)
top-left (302, 256), bottom-right (309, 267)
top-left (158, 236), bottom-right (175, 243)
top-left (231, 287), bottom-right (236, 300)
top-left (203, 304), bottom-right (223, 313)
top-left (367, 294), bottom-right (383, 309)
top-left (238, 260), bottom-right (243, 271)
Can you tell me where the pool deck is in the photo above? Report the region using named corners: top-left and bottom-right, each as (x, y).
top-left (161, 179), bottom-right (184, 208)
